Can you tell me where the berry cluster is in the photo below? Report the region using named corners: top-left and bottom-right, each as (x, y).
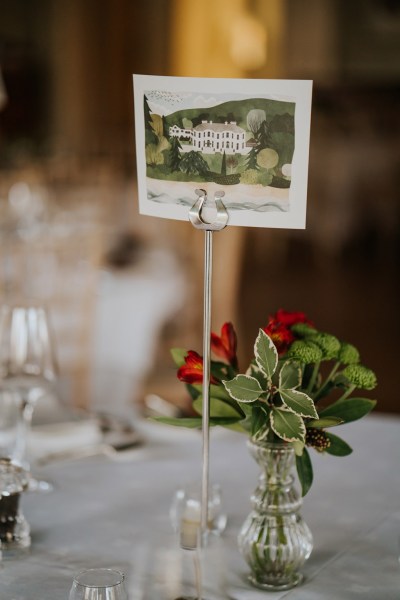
top-left (305, 428), bottom-right (331, 452)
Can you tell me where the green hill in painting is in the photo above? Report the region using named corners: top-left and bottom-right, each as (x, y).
top-left (164, 97), bottom-right (295, 131)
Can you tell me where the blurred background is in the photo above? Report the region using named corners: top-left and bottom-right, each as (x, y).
top-left (0, 0), bottom-right (398, 415)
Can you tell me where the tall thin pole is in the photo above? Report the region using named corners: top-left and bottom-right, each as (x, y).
top-left (188, 189), bottom-right (228, 546)
top-left (201, 229), bottom-right (212, 538)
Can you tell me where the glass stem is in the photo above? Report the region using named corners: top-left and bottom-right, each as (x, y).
top-left (15, 394), bottom-right (34, 469)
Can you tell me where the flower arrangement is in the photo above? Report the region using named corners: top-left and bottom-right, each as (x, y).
top-left (163, 309), bottom-right (377, 495)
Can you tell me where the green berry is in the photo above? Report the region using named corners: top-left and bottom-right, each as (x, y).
top-left (343, 364), bottom-right (377, 390)
top-left (291, 323), bottom-right (317, 338)
top-left (287, 340), bottom-right (323, 364)
top-left (338, 342), bottom-right (360, 365)
top-left (313, 333), bottom-right (341, 360)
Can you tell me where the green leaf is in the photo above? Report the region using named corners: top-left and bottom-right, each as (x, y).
top-left (246, 362), bottom-right (268, 388)
top-left (170, 348), bottom-right (187, 367)
top-left (251, 406), bottom-right (269, 437)
top-left (319, 398), bottom-right (376, 424)
top-left (270, 407), bottom-right (305, 442)
top-left (152, 416), bottom-right (202, 428)
top-left (223, 375), bottom-right (263, 403)
top-left (193, 396), bottom-right (243, 419)
top-left (307, 416), bottom-right (343, 428)
top-left (211, 361), bottom-right (231, 381)
top-left (279, 361), bottom-right (302, 390)
top-left (187, 384), bottom-right (201, 400)
top-left (325, 432), bottom-right (353, 456)
top-left (152, 416), bottom-right (241, 428)
top-left (296, 447), bottom-right (313, 496)
top-left (224, 421), bottom-right (248, 433)
top-left (254, 329), bottom-right (278, 379)
top-left (279, 389), bottom-right (318, 419)
top-left (209, 384), bottom-right (231, 400)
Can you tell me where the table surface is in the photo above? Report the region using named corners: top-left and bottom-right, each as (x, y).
top-left (1, 413), bottom-right (399, 599)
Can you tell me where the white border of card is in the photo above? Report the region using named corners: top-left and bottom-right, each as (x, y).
top-left (133, 74), bottom-right (312, 229)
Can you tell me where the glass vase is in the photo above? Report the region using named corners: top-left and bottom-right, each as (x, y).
top-left (238, 440), bottom-right (313, 591)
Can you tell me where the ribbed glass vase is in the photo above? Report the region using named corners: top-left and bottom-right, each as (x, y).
top-left (238, 440), bottom-right (313, 590)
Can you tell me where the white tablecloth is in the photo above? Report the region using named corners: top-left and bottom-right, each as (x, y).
top-left (2, 414), bottom-right (400, 599)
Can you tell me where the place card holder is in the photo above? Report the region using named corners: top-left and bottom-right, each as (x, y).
top-left (188, 190), bottom-right (228, 543)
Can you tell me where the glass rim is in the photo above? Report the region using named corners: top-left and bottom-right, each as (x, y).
top-left (73, 568), bottom-right (125, 588)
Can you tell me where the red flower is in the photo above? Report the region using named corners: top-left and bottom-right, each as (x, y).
top-left (263, 321), bottom-right (295, 355)
top-left (273, 309), bottom-right (312, 327)
top-left (177, 351), bottom-right (218, 385)
top-left (263, 309), bottom-right (313, 355)
top-left (211, 322), bottom-right (238, 370)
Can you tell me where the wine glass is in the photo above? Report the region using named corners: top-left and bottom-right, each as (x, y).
top-left (69, 568), bottom-right (128, 600)
top-left (0, 302), bottom-right (58, 490)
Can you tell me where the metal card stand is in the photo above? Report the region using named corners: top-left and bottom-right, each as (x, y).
top-left (188, 189), bottom-right (228, 544)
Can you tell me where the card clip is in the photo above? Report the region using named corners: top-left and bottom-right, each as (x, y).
top-left (189, 189), bottom-right (229, 231)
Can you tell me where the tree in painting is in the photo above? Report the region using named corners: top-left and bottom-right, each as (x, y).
top-left (180, 151), bottom-right (209, 176)
top-left (168, 137), bottom-right (182, 171)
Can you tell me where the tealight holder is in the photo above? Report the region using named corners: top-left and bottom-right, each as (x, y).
top-left (170, 482), bottom-right (227, 541)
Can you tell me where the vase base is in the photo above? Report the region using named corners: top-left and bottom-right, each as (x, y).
top-left (248, 572), bottom-right (303, 591)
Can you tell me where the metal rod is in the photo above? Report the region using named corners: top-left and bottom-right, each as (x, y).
top-left (188, 189), bottom-right (228, 547)
top-left (201, 229), bottom-right (212, 540)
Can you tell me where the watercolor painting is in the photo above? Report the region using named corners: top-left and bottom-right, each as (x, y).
top-left (134, 76), bottom-right (312, 229)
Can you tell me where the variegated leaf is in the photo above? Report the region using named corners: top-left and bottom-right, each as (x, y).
top-left (254, 329), bottom-right (278, 379)
top-left (253, 425), bottom-right (270, 442)
top-left (279, 360), bottom-right (302, 390)
top-left (222, 375), bottom-right (263, 403)
top-left (280, 389), bottom-right (318, 419)
top-left (246, 362), bottom-right (268, 388)
top-left (270, 407), bottom-right (306, 443)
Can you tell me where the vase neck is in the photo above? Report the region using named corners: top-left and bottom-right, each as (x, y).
top-left (249, 441), bottom-right (295, 486)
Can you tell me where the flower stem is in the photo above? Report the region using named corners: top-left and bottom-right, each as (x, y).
top-left (336, 384), bottom-right (356, 403)
top-left (307, 361), bottom-right (320, 395)
top-left (314, 362), bottom-right (340, 400)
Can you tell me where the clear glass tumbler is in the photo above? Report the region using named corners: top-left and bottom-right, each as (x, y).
top-left (69, 568), bottom-right (128, 600)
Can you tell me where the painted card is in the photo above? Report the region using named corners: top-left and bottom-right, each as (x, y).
top-left (133, 75), bottom-right (312, 229)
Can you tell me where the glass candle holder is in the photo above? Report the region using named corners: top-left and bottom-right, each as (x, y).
top-left (170, 482), bottom-right (227, 542)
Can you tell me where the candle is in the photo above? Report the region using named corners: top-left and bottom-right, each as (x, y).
top-left (180, 498), bottom-right (201, 550)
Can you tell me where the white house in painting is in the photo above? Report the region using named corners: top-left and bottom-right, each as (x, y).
top-left (169, 124), bottom-right (192, 139)
top-left (169, 120), bottom-right (247, 155)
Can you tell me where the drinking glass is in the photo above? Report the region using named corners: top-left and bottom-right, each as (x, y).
top-left (0, 303), bottom-right (58, 490)
top-left (69, 568), bottom-right (128, 600)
